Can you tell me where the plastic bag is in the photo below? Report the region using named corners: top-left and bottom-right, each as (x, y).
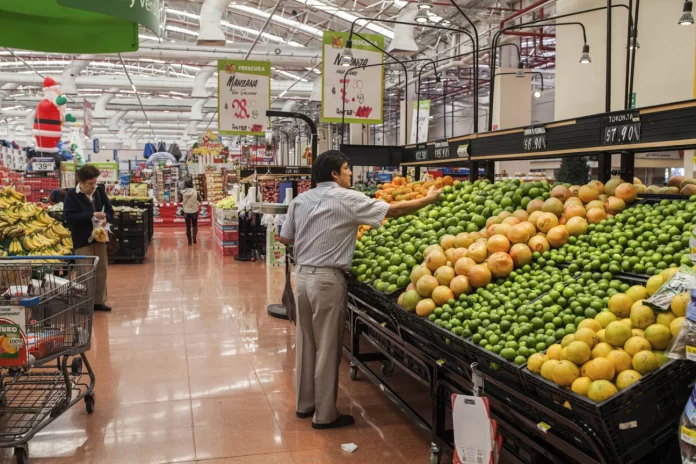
top-left (666, 289), bottom-right (696, 360)
top-left (646, 265), bottom-right (696, 312)
top-left (89, 216), bottom-right (110, 244)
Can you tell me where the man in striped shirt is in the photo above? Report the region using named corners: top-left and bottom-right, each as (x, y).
top-left (279, 150), bottom-right (441, 429)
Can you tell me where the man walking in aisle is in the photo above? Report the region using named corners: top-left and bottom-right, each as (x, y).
top-left (279, 150), bottom-right (441, 429)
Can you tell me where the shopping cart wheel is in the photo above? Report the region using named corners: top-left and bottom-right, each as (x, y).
top-left (381, 361), bottom-right (395, 377)
top-left (349, 364), bottom-right (358, 381)
top-left (14, 445), bottom-right (28, 464)
top-left (71, 358), bottom-right (83, 376)
top-left (85, 394), bottom-right (95, 414)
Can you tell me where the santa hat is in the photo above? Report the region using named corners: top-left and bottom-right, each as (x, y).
top-left (43, 77), bottom-right (60, 90)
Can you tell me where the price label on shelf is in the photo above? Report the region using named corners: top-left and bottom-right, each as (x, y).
top-left (523, 126), bottom-right (547, 152)
top-left (602, 111), bottom-right (641, 146)
top-left (29, 157), bottom-right (55, 172)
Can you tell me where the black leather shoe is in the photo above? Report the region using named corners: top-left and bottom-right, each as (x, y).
top-left (94, 304), bottom-right (112, 312)
top-left (296, 409), bottom-right (315, 419)
top-left (312, 414), bottom-right (354, 430)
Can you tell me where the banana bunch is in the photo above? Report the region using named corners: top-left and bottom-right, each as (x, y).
top-left (60, 237), bottom-right (73, 248)
top-left (22, 234), bottom-right (58, 252)
top-left (0, 207), bottom-right (21, 226)
top-left (52, 223), bottom-right (70, 237)
top-left (0, 185), bottom-right (25, 208)
top-left (2, 225), bottom-right (24, 240)
top-left (7, 238), bottom-right (22, 255)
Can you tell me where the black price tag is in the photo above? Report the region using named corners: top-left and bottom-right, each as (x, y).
top-left (602, 111), bottom-right (641, 145)
top-left (284, 166), bottom-right (301, 174)
top-left (414, 143), bottom-right (428, 161)
top-left (523, 126), bottom-right (546, 152)
top-left (433, 140), bottom-right (451, 159)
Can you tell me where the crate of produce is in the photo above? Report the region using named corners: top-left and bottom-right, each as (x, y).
top-left (121, 235), bottom-right (148, 247)
top-left (121, 209), bottom-right (147, 224)
top-left (524, 360), bottom-right (696, 463)
top-left (214, 206), bottom-right (239, 225)
top-left (117, 223), bottom-right (147, 235)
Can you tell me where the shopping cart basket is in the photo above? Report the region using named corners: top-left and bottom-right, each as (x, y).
top-left (0, 256), bottom-right (97, 464)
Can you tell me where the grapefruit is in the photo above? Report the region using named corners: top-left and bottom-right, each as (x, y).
top-left (595, 312), bottom-right (618, 328)
top-left (423, 244), bottom-right (444, 258)
top-left (528, 236), bottom-right (550, 253)
top-left (509, 243), bottom-right (533, 267)
top-left (616, 370), bottom-right (642, 390)
top-left (410, 265), bottom-right (432, 286)
top-left (552, 360), bottom-right (580, 387)
top-left (507, 224), bottom-right (530, 244)
top-left (591, 342), bottom-right (613, 359)
top-left (564, 204), bottom-right (586, 219)
top-left (432, 286), bottom-right (455, 306)
top-left (578, 319), bottom-right (602, 333)
top-left (605, 196), bottom-right (626, 214)
top-left (546, 344), bottom-right (562, 360)
top-left (415, 298), bottom-right (436, 317)
top-left (646, 275), bottom-right (665, 296)
top-left (454, 257), bottom-right (477, 276)
top-left (572, 377), bottom-right (593, 397)
top-left (574, 328), bottom-right (598, 348)
top-left (630, 304), bottom-right (655, 329)
top-left (542, 197), bottom-right (564, 217)
top-left (605, 321), bottom-right (632, 348)
top-left (566, 341), bottom-right (592, 365)
top-left (468, 264), bottom-right (492, 288)
top-left (536, 212), bottom-right (559, 233)
top-left (623, 336), bottom-right (652, 357)
top-left (434, 266), bottom-right (455, 286)
top-left (487, 252), bottom-right (514, 278)
top-left (561, 334), bottom-right (576, 348)
top-left (671, 317), bottom-right (686, 337)
top-left (644, 324), bottom-right (672, 350)
top-left (526, 199), bottom-right (544, 213)
top-left (597, 329), bottom-right (607, 343)
top-left (402, 290), bottom-right (422, 312)
top-left (487, 234), bottom-right (510, 254)
top-left (586, 208), bottom-right (607, 224)
top-left (604, 177), bottom-right (624, 196)
top-left (566, 216), bottom-right (588, 237)
top-left (585, 357), bottom-right (616, 381)
top-left (588, 380), bottom-right (618, 402)
top-left (656, 311), bottom-right (677, 328)
top-left (454, 233), bottom-right (473, 248)
top-left (632, 350), bottom-right (660, 374)
top-left (606, 350), bottom-right (632, 373)
top-left (416, 275), bottom-right (439, 297)
top-left (426, 250), bottom-right (447, 272)
top-left (551, 185), bottom-right (572, 203)
top-left (540, 360), bottom-right (560, 380)
top-left (615, 183), bottom-right (637, 203)
top-left (608, 293), bottom-right (634, 318)
top-left (671, 292), bottom-right (689, 317)
top-left (626, 285), bottom-right (649, 302)
top-left (440, 234), bottom-right (456, 250)
top-left (588, 180), bottom-right (605, 194)
top-left (527, 353), bottom-right (548, 374)
top-left (449, 275), bottom-right (472, 297)
top-left (547, 225), bottom-right (570, 248)
top-left (467, 242), bottom-right (488, 263)
top-left (578, 185), bottom-right (599, 203)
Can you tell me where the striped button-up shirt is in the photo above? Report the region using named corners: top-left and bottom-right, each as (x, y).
top-left (281, 182), bottom-right (389, 271)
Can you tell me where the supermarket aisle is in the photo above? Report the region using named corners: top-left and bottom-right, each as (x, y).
top-left (2, 228), bottom-right (432, 464)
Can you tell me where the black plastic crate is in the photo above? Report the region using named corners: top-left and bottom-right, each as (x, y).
top-left (121, 210), bottom-right (147, 224)
top-left (120, 246), bottom-right (146, 258)
top-left (364, 325), bottom-right (430, 382)
top-left (118, 223), bottom-right (147, 235)
top-left (523, 360), bottom-right (696, 464)
top-left (466, 340), bottom-right (528, 392)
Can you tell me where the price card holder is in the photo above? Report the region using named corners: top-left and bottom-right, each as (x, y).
top-left (433, 140), bottom-right (451, 160)
top-left (29, 157), bottom-right (55, 172)
top-left (523, 125), bottom-right (547, 152)
top-left (602, 111), bottom-right (641, 145)
top-left (414, 143), bottom-right (428, 161)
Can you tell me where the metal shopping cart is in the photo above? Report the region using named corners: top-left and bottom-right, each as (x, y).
top-left (0, 256), bottom-right (97, 464)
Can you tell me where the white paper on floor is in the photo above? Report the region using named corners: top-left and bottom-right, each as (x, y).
top-left (341, 443), bottom-right (358, 453)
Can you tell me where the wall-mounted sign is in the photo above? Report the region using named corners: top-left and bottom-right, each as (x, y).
top-left (523, 125), bottom-right (547, 152)
top-left (602, 111), bottom-right (641, 145)
top-left (322, 31), bottom-right (384, 124)
top-left (456, 144), bottom-right (469, 157)
top-left (218, 60), bottom-right (271, 136)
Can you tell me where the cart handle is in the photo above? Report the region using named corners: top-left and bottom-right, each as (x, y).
top-left (1, 255), bottom-right (90, 260)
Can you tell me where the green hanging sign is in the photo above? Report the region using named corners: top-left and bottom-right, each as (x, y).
top-left (57, 0), bottom-right (161, 35)
top-left (0, 1), bottom-right (143, 54)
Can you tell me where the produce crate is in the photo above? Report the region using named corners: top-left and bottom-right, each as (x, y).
top-left (214, 206), bottom-right (239, 226)
top-left (115, 223), bottom-right (147, 235)
top-left (121, 210), bottom-right (147, 224)
top-left (466, 340), bottom-right (528, 392)
top-left (523, 360), bottom-right (696, 464)
top-left (120, 235), bottom-right (148, 247)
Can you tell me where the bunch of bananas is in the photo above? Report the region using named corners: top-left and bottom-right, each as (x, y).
top-left (0, 185), bottom-right (26, 209)
top-left (215, 196), bottom-right (237, 209)
top-left (7, 238), bottom-right (22, 255)
top-left (21, 234), bottom-right (59, 252)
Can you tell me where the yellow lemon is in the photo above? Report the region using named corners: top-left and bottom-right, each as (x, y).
top-left (660, 267), bottom-right (679, 281)
top-left (595, 312), bottom-right (618, 328)
top-left (608, 293), bottom-right (634, 318)
top-left (623, 336), bottom-right (652, 357)
top-left (561, 334), bottom-right (575, 348)
top-left (626, 285), bottom-right (649, 302)
top-left (630, 304), bottom-right (655, 329)
top-left (540, 360), bottom-right (560, 380)
top-left (552, 360), bottom-right (580, 387)
top-left (591, 342), bottom-right (613, 359)
top-left (606, 350), bottom-right (633, 373)
top-left (527, 353), bottom-right (548, 374)
top-left (566, 341), bottom-right (591, 365)
top-left (588, 380), bottom-right (618, 402)
top-left (597, 329), bottom-right (607, 343)
top-left (632, 350), bottom-right (660, 375)
top-left (656, 311), bottom-right (677, 328)
top-left (578, 319), bottom-right (603, 333)
top-left (571, 377), bottom-right (593, 397)
top-left (632, 328), bottom-right (645, 337)
top-left (605, 321), bottom-right (632, 348)
top-left (644, 324), bottom-right (672, 350)
top-left (585, 357), bottom-right (616, 381)
top-left (546, 344), bottom-right (563, 361)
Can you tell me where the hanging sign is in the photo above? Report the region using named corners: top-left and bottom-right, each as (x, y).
top-left (56, 0), bottom-right (161, 35)
top-left (321, 31), bottom-right (384, 124)
top-left (523, 125), bottom-right (547, 152)
top-left (60, 162), bottom-right (76, 188)
top-left (83, 99), bottom-right (93, 138)
top-left (28, 157), bottom-right (55, 172)
top-left (602, 111), bottom-right (641, 145)
top-left (410, 100), bottom-right (431, 144)
top-left (192, 130), bottom-right (224, 156)
top-left (218, 60), bottom-right (271, 136)
top-left (87, 162), bottom-right (118, 183)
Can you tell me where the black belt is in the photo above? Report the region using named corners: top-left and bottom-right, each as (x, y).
top-left (34, 118), bottom-right (61, 125)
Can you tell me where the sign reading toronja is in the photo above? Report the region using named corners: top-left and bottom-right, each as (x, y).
top-left (321, 31), bottom-right (384, 124)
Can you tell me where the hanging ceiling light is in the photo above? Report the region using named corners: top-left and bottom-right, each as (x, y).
top-left (440, 18), bottom-right (451, 26)
top-left (680, 1), bottom-right (694, 25)
top-left (340, 40), bottom-right (354, 67)
top-left (515, 61), bottom-right (525, 77)
top-left (417, 0), bottom-right (433, 9)
top-left (534, 88), bottom-right (543, 99)
top-left (579, 44), bottom-right (592, 64)
top-left (415, 9), bottom-right (430, 23)
top-left (628, 28), bottom-right (640, 49)
top-left (434, 75), bottom-right (443, 91)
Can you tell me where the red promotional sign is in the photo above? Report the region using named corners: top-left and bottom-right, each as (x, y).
top-left (153, 202), bottom-right (212, 227)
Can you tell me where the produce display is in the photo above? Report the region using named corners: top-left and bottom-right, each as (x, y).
top-left (527, 269), bottom-right (687, 402)
top-left (351, 175), bottom-right (696, 378)
top-left (0, 185), bottom-right (72, 258)
top-left (297, 180), bottom-right (311, 194)
top-left (353, 183), bottom-right (379, 198)
top-left (644, 175), bottom-right (696, 196)
top-left (215, 196), bottom-right (237, 209)
top-left (109, 196), bottom-right (149, 202)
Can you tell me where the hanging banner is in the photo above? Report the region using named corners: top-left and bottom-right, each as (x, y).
top-left (83, 99), bottom-right (93, 138)
top-left (87, 162), bottom-right (118, 183)
top-left (410, 100), bottom-right (431, 144)
top-left (60, 162), bottom-right (76, 189)
top-left (56, 0), bottom-right (161, 35)
top-left (218, 60), bottom-right (271, 136)
top-left (321, 31), bottom-right (384, 124)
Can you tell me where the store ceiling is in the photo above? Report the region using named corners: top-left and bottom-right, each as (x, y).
top-left (0, 0), bottom-right (556, 147)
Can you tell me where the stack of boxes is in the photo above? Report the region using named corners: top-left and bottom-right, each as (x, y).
top-left (111, 207), bottom-right (149, 262)
top-left (213, 206), bottom-right (239, 257)
top-left (23, 176), bottom-right (59, 203)
top-left (204, 169), bottom-right (224, 202)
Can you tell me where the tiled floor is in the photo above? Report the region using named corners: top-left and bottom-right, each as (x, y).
top-left (1, 229), bottom-right (432, 463)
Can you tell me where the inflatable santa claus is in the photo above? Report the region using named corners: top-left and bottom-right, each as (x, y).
top-left (32, 77), bottom-right (76, 156)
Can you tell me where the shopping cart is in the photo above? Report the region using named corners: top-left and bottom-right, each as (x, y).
top-left (0, 256), bottom-right (97, 464)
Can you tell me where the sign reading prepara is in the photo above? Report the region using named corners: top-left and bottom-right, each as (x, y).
top-left (218, 60), bottom-right (271, 136)
top-left (321, 31), bottom-right (384, 124)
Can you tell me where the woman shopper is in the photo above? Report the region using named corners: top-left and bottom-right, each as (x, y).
top-left (181, 179), bottom-right (200, 245)
top-left (63, 164), bottom-right (114, 312)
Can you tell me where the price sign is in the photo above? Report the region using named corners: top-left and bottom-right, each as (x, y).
top-left (87, 162), bottom-right (118, 183)
top-left (218, 60), bottom-right (271, 136)
top-left (414, 143), bottom-right (428, 161)
top-left (433, 140), bottom-right (451, 159)
top-left (285, 166), bottom-right (300, 175)
top-left (602, 111), bottom-right (641, 145)
top-left (29, 157), bottom-right (55, 172)
top-left (456, 144), bottom-right (469, 158)
top-left (523, 126), bottom-right (547, 152)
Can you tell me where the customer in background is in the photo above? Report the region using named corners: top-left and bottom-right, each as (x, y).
top-left (279, 150), bottom-right (441, 430)
top-left (181, 179), bottom-right (200, 246)
top-left (47, 188), bottom-right (68, 205)
top-left (64, 165), bottom-right (114, 312)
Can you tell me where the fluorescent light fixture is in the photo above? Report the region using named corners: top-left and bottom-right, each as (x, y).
top-left (305, 67), bottom-right (322, 75)
top-left (272, 68), bottom-right (309, 82)
top-left (229, 5), bottom-right (323, 38)
top-left (293, 0), bottom-right (393, 39)
top-left (434, 76), bottom-right (443, 91)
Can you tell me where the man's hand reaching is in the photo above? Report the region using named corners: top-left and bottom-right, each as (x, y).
top-left (425, 186), bottom-right (442, 204)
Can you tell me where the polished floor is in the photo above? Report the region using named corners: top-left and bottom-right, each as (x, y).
top-left (1, 229), bottom-right (433, 463)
